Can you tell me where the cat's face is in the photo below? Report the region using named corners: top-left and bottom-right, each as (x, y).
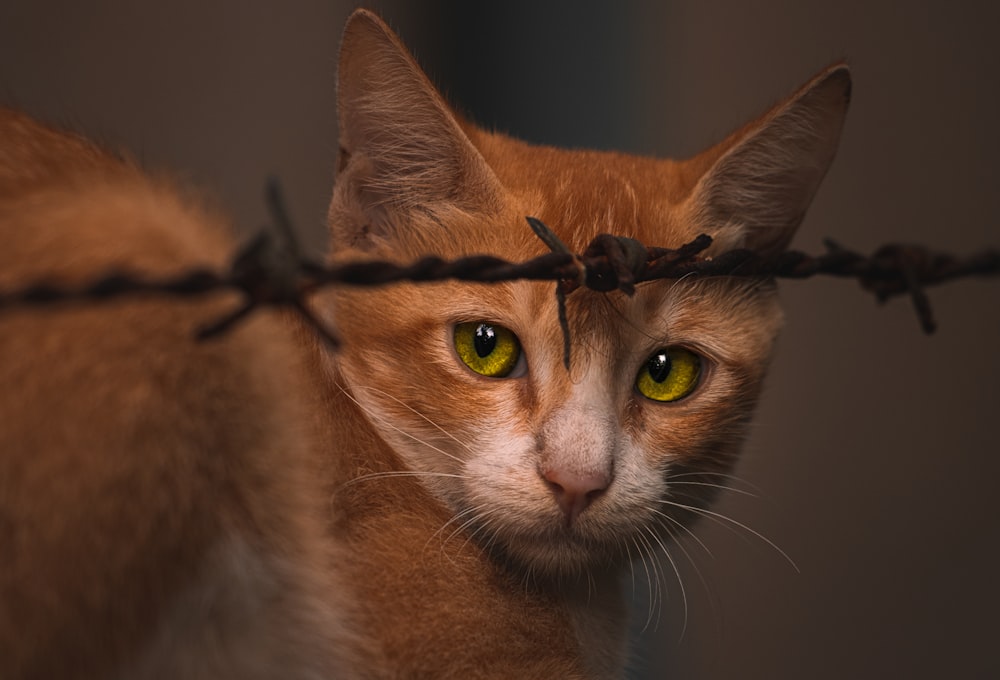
top-left (326, 10), bottom-right (849, 576)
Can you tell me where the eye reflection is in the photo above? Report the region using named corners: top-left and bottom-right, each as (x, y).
top-left (635, 347), bottom-right (701, 402)
top-left (454, 322), bottom-right (521, 378)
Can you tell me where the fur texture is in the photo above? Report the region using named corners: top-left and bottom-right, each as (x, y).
top-left (0, 9), bottom-right (850, 678)
top-left (0, 109), bottom-right (357, 679)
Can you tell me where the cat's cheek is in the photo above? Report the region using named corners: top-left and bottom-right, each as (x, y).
top-left (624, 393), bottom-right (744, 518)
top-left (461, 432), bottom-right (537, 488)
top-left (459, 432), bottom-right (558, 532)
top-left (631, 370), bottom-right (763, 517)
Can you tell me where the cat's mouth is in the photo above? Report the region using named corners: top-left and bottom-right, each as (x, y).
top-left (447, 466), bottom-right (668, 575)
top-left (510, 530), bottom-right (627, 576)
top-left (457, 501), bottom-right (637, 576)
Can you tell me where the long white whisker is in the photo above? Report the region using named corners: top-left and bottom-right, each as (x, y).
top-left (667, 480), bottom-right (759, 499)
top-left (663, 500), bottom-right (799, 572)
top-left (352, 384), bottom-right (475, 455)
top-left (634, 531), bottom-right (661, 631)
top-left (667, 471), bottom-right (766, 496)
top-left (429, 505), bottom-right (479, 545)
top-left (450, 507), bottom-right (497, 547)
top-left (340, 470), bottom-right (465, 490)
top-left (622, 534), bottom-right (637, 597)
top-left (645, 526), bottom-right (687, 640)
top-left (426, 504), bottom-right (500, 568)
top-left (463, 511), bottom-right (505, 556)
top-left (650, 508), bottom-right (714, 558)
top-left (337, 384), bottom-right (465, 466)
top-left (429, 503), bottom-right (489, 551)
top-left (672, 532), bottom-right (722, 637)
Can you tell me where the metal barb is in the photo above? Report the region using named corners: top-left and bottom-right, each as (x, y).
top-left (556, 289), bottom-right (571, 371)
top-left (526, 216), bottom-right (572, 255)
top-left (265, 177), bottom-right (302, 257)
top-left (526, 216), bottom-right (582, 371)
top-left (196, 179), bottom-right (341, 342)
top-left (0, 204), bottom-right (996, 349)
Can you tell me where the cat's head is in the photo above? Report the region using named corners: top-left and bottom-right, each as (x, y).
top-left (326, 10), bottom-right (849, 576)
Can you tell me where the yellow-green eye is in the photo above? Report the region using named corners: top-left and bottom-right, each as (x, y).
top-left (635, 347), bottom-right (702, 402)
top-left (453, 322), bottom-right (522, 378)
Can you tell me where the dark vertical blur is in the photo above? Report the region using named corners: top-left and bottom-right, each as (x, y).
top-left (394, 0), bottom-right (652, 152)
top-left (1, 1), bottom-right (998, 678)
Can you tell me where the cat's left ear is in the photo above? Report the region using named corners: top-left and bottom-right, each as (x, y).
top-left (685, 63), bottom-right (851, 255)
top-left (332, 9), bottom-right (504, 250)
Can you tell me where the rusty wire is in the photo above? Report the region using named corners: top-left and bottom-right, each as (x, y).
top-left (1, 183), bottom-right (997, 365)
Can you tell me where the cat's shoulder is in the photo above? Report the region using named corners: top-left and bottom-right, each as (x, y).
top-left (0, 108), bottom-right (233, 278)
top-left (0, 108), bottom-right (361, 679)
top-left (0, 107), bottom-right (125, 196)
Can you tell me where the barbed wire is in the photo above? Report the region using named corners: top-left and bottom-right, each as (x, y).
top-left (2, 182), bottom-right (997, 367)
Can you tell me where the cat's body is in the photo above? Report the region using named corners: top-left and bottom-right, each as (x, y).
top-left (0, 10), bottom-right (849, 678)
top-left (0, 108), bottom-right (363, 679)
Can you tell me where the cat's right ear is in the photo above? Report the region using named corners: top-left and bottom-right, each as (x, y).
top-left (683, 63), bottom-right (852, 255)
top-left (332, 10), bottom-right (503, 250)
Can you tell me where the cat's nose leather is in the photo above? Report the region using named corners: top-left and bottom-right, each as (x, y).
top-left (541, 467), bottom-right (610, 526)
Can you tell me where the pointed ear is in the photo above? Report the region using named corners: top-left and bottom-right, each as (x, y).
top-left (334, 10), bottom-right (503, 246)
top-left (686, 63), bottom-right (851, 255)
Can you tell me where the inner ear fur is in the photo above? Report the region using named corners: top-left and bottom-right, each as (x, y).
top-left (686, 63), bottom-right (852, 255)
top-left (333, 9), bottom-right (503, 248)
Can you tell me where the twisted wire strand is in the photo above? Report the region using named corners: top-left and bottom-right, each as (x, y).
top-left (2, 212), bottom-right (997, 360)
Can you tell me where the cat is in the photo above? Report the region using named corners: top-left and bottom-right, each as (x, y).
top-left (322, 10), bottom-right (849, 676)
top-left (0, 8), bottom-right (850, 679)
top-left (0, 107), bottom-right (363, 678)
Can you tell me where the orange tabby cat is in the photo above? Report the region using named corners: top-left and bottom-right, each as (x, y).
top-left (0, 8), bottom-right (850, 678)
top-left (0, 108), bottom-right (364, 678)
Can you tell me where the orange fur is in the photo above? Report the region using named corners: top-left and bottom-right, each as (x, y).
top-left (0, 9), bottom-right (850, 678)
top-left (0, 109), bottom-right (358, 679)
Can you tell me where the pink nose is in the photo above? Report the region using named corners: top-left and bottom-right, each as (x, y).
top-left (541, 466), bottom-right (611, 526)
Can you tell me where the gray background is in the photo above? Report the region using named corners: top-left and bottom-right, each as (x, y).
top-left (2, 1), bottom-right (997, 677)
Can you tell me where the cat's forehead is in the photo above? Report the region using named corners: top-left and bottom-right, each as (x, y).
top-left (469, 129), bottom-right (699, 252)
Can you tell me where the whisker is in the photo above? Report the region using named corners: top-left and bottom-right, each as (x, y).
top-left (667, 270), bottom-right (702, 295)
top-left (352, 384), bottom-right (475, 455)
top-left (337, 383), bottom-right (465, 466)
top-left (428, 505), bottom-right (479, 545)
top-left (667, 470), bottom-right (766, 496)
top-left (662, 499), bottom-right (799, 572)
top-left (465, 513), bottom-right (508, 564)
top-left (429, 503), bottom-right (488, 551)
top-left (671, 531), bottom-right (723, 638)
top-left (339, 470), bottom-right (465, 490)
top-left (645, 526), bottom-right (685, 638)
top-left (427, 505), bottom-right (499, 569)
top-left (650, 508), bottom-right (714, 558)
top-left (585, 565), bottom-right (596, 604)
top-left (622, 534), bottom-right (637, 597)
top-left (449, 507), bottom-right (495, 547)
top-left (667, 480), bottom-right (759, 499)
top-left (596, 294), bottom-right (659, 346)
top-left (633, 531), bottom-right (661, 631)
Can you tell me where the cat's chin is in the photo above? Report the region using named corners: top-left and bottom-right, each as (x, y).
top-left (448, 478), bottom-right (667, 580)
top-left (479, 522), bottom-right (628, 579)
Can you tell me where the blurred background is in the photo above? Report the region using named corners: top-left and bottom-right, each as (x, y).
top-left (2, 1), bottom-right (997, 677)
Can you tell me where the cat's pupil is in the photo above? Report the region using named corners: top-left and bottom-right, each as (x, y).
top-left (473, 324), bottom-right (497, 358)
top-left (648, 351), bottom-right (672, 383)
